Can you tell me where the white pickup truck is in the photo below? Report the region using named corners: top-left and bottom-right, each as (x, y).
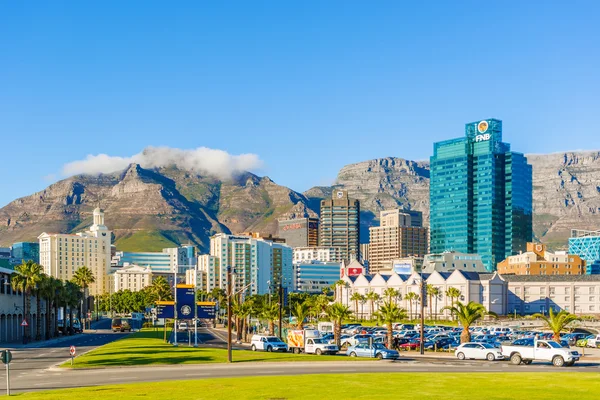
top-left (287, 329), bottom-right (339, 355)
top-left (501, 339), bottom-right (580, 367)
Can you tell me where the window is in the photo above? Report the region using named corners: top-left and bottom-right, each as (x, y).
top-left (565, 288), bottom-right (571, 295)
top-left (590, 297), bottom-right (595, 302)
top-left (589, 287), bottom-right (595, 295)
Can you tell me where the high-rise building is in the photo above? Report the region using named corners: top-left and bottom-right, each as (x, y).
top-left (206, 233), bottom-right (293, 295)
top-left (39, 208), bottom-right (112, 296)
top-left (293, 261), bottom-right (341, 293)
top-left (293, 247), bottom-right (341, 263)
top-left (319, 190), bottom-right (360, 262)
top-left (497, 243), bottom-right (585, 276)
top-left (277, 218), bottom-right (319, 248)
top-left (10, 242), bottom-right (40, 264)
top-left (569, 229), bottom-right (600, 267)
top-left (429, 119), bottom-right (533, 271)
top-left (111, 245), bottom-right (196, 274)
top-left (368, 209), bottom-right (428, 273)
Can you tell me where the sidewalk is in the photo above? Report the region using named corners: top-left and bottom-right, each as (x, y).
top-left (4, 318), bottom-right (108, 349)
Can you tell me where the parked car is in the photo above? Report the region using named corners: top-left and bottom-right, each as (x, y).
top-left (341, 334), bottom-right (373, 348)
top-left (501, 339), bottom-right (580, 367)
top-left (111, 318), bottom-right (132, 333)
top-left (250, 335), bottom-right (288, 352)
top-left (425, 337), bottom-right (453, 350)
top-left (576, 335), bottom-right (595, 347)
top-left (178, 322), bottom-right (189, 331)
top-left (455, 342), bottom-right (504, 361)
top-left (585, 334), bottom-right (600, 348)
top-left (347, 343), bottom-right (399, 359)
top-left (399, 339), bottom-right (422, 351)
top-left (563, 333), bottom-right (587, 346)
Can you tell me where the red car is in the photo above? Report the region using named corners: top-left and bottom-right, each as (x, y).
top-left (399, 339), bottom-right (421, 350)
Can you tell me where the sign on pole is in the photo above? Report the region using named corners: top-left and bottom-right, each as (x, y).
top-left (1, 349), bottom-right (12, 396)
top-left (21, 319), bottom-right (28, 327)
top-left (69, 346), bottom-right (76, 356)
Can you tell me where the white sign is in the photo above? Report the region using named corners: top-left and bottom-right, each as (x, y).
top-left (69, 346), bottom-right (76, 356)
top-left (475, 133), bottom-right (491, 142)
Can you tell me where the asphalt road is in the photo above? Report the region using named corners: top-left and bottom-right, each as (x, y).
top-left (1, 325), bottom-right (599, 394)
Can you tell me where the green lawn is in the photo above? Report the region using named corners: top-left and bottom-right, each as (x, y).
top-left (15, 373), bottom-right (600, 399)
top-left (62, 329), bottom-right (369, 368)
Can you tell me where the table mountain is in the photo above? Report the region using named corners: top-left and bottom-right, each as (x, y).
top-left (0, 163), bottom-right (315, 252)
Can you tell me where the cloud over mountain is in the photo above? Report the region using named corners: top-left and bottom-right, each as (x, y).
top-left (61, 146), bottom-right (263, 179)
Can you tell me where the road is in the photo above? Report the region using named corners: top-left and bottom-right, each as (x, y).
top-left (1, 325), bottom-right (599, 394)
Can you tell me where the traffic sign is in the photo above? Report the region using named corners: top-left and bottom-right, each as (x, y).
top-left (21, 319), bottom-right (28, 327)
top-left (0, 350), bottom-right (11, 365)
top-left (69, 346), bottom-right (76, 356)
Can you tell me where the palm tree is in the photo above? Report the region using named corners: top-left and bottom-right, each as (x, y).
top-left (72, 266), bottom-right (95, 328)
top-left (311, 294), bottom-right (330, 321)
top-left (375, 302), bottom-right (407, 349)
top-left (333, 280), bottom-right (346, 303)
top-left (404, 292), bottom-right (418, 320)
top-left (11, 260), bottom-right (44, 342)
top-left (445, 287), bottom-right (461, 318)
top-left (365, 291), bottom-right (381, 320)
top-left (39, 275), bottom-right (61, 340)
top-left (383, 288), bottom-right (399, 305)
top-left (261, 303), bottom-right (280, 335)
top-left (442, 301), bottom-right (496, 343)
top-left (350, 292), bottom-right (362, 316)
top-left (149, 276), bottom-right (173, 302)
top-left (326, 303), bottom-right (353, 347)
top-left (64, 281), bottom-right (82, 335)
top-left (532, 308), bottom-right (579, 341)
top-left (427, 285), bottom-right (440, 320)
top-left (292, 302), bottom-right (311, 329)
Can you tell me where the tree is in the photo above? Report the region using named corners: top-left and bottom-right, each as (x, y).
top-left (292, 302), bottom-right (311, 329)
top-left (427, 285), bottom-right (440, 320)
top-left (365, 291), bottom-right (381, 320)
top-left (383, 288), bottom-right (399, 305)
top-left (148, 276), bottom-right (173, 303)
top-left (261, 302), bottom-right (280, 335)
top-left (11, 260), bottom-right (44, 342)
top-left (404, 292), bottom-right (419, 320)
top-left (333, 280), bottom-right (346, 303)
top-left (326, 303), bottom-right (353, 347)
top-left (375, 302), bottom-right (407, 349)
top-left (39, 275), bottom-right (62, 340)
top-left (532, 308), bottom-right (579, 342)
top-left (72, 266), bottom-right (95, 328)
top-left (350, 292), bottom-right (363, 317)
top-left (64, 281), bottom-right (82, 335)
top-left (442, 301), bottom-right (496, 343)
top-left (445, 287), bottom-right (462, 318)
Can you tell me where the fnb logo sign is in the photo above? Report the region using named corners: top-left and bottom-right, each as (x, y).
top-left (475, 133), bottom-right (491, 142)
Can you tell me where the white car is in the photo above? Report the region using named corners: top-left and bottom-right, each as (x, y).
top-left (178, 322), bottom-right (189, 331)
top-left (455, 342), bottom-right (505, 361)
top-left (250, 335), bottom-right (288, 352)
top-left (586, 334), bottom-right (600, 348)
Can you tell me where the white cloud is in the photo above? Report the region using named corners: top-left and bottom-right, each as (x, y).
top-left (61, 146), bottom-right (264, 180)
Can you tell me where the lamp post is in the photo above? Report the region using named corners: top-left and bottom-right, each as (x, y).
top-left (227, 266), bottom-right (232, 363)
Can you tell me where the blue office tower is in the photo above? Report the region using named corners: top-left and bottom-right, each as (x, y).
top-left (429, 119), bottom-right (533, 271)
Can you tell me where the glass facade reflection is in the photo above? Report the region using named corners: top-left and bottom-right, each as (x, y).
top-left (430, 119), bottom-right (532, 271)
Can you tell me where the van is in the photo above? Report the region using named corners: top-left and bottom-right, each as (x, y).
top-left (250, 335), bottom-right (288, 352)
top-left (112, 318), bottom-right (132, 333)
top-left (489, 327), bottom-right (512, 335)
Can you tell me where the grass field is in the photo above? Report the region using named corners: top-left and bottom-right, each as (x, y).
top-left (62, 329), bottom-right (370, 368)
top-left (114, 230), bottom-right (177, 252)
top-left (15, 373), bottom-right (600, 399)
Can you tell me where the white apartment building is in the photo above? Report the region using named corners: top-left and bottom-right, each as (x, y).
top-left (112, 264), bottom-right (153, 293)
top-left (293, 246), bottom-right (341, 263)
top-left (204, 233), bottom-right (293, 295)
top-left (39, 208), bottom-right (112, 296)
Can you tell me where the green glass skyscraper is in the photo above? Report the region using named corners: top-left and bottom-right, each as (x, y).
top-left (429, 119), bottom-right (532, 271)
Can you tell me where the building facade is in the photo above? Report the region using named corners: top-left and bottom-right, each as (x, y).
top-left (293, 261), bottom-right (341, 293)
top-left (293, 246), bottom-right (341, 263)
top-left (112, 265), bottom-right (153, 292)
top-left (277, 218), bottom-right (319, 248)
top-left (368, 209), bottom-right (428, 273)
top-left (10, 242), bottom-right (40, 264)
top-left (340, 270), bottom-right (600, 318)
top-left (319, 190), bottom-right (360, 262)
top-left (422, 251), bottom-right (488, 274)
top-left (569, 230), bottom-right (600, 267)
top-left (497, 243), bottom-right (585, 276)
top-left (205, 233), bottom-right (293, 296)
top-left (429, 119), bottom-right (533, 271)
top-left (38, 208), bottom-right (112, 296)
top-left (112, 245), bottom-right (197, 274)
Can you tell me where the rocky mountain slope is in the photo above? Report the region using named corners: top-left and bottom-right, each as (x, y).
top-left (0, 164), bottom-right (315, 252)
top-left (2, 151), bottom-right (599, 251)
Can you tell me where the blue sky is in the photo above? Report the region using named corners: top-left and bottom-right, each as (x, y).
top-left (1, 1), bottom-right (599, 207)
